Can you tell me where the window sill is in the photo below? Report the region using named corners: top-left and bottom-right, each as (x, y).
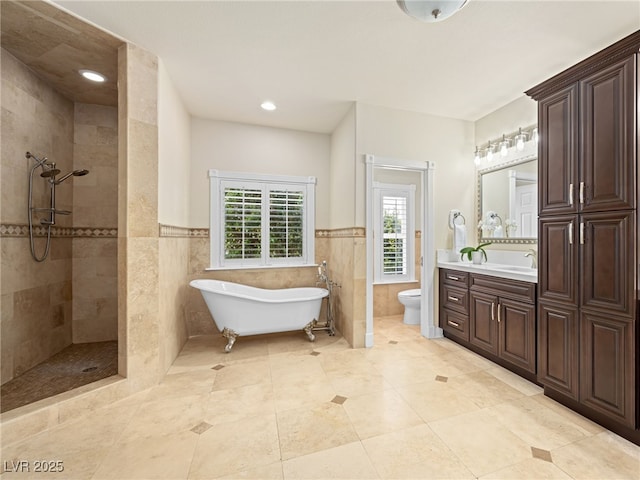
top-left (373, 279), bottom-right (419, 286)
top-left (206, 264), bottom-right (319, 272)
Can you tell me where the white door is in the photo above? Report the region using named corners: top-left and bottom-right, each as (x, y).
top-left (515, 184), bottom-right (537, 237)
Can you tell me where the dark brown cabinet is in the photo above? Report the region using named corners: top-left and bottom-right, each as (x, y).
top-left (439, 269), bottom-right (469, 342)
top-left (470, 275), bottom-right (536, 375)
top-left (538, 301), bottom-right (579, 400)
top-left (527, 30), bottom-right (639, 442)
top-left (439, 269), bottom-right (537, 379)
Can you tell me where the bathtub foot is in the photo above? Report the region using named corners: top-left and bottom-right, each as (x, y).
top-left (304, 321), bottom-right (316, 342)
top-left (222, 328), bottom-right (238, 353)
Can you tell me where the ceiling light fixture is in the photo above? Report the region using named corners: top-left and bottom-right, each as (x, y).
top-left (261, 101), bottom-right (277, 111)
top-left (396, 0), bottom-right (468, 22)
top-left (79, 69), bottom-right (106, 83)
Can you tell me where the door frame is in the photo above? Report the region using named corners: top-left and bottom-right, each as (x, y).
top-left (364, 154), bottom-right (439, 347)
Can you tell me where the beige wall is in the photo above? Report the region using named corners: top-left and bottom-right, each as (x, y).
top-left (329, 105), bottom-right (357, 229)
top-left (189, 119), bottom-right (332, 229)
top-left (158, 59), bottom-right (191, 227)
top-left (474, 95), bottom-right (536, 145)
top-left (157, 59), bottom-right (192, 372)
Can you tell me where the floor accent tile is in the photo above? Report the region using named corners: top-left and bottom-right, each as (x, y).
top-left (310, 351), bottom-right (321, 356)
top-left (531, 446), bottom-right (553, 462)
top-left (331, 395), bottom-right (347, 405)
top-left (211, 364), bottom-right (225, 370)
top-left (435, 375), bottom-right (448, 382)
top-left (388, 340), bottom-right (398, 344)
top-left (191, 421), bottom-right (213, 435)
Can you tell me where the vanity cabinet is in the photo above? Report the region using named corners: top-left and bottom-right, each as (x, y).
top-left (469, 274), bottom-right (536, 375)
top-left (527, 30), bottom-right (639, 440)
top-left (439, 269), bottom-right (537, 380)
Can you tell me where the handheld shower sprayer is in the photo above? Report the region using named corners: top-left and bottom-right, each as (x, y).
top-left (53, 169), bottom-right (90, 184)
top-left (25, 150), bottom-right (91, 262)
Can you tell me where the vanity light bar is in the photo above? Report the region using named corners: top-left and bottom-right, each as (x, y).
top-left (474, 125), bottom-right (537, 166)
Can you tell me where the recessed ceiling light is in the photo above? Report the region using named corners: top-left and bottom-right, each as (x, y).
top-left (261, 101), bottom-right (276, 111)
top-left (79, 69), bottom-right (106, 83)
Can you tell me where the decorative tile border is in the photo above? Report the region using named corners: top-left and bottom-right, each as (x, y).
top-left (161, 226), bottom-right (389, 239)
top-left (172, 227), bottom-right (370, 239)
top-left (316, 227), bottom-right (366, 238)
top-left (0, 224), bottom-right (117, 238)
top-left (159, 225), bottom-right (209, 238)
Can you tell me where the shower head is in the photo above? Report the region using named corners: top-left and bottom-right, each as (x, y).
top-left (40, 168), bottom-right (61, 177)
top-left (54, 169), bottom-right (90, 184)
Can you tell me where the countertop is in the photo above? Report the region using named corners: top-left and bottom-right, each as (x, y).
top-left (437, 260), bottom-right (538, 284)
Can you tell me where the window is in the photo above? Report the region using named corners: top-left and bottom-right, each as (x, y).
top-left (373, 183), bottom-right (415, 283)
top-left (209, 170), bottom-right (316, 269)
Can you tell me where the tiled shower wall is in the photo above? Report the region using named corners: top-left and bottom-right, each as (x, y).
top-left (0, 49), bottom-right (118, 384)
top-left (1, 49), bottom-right (75, 384)
top-left (71, 104), bottom-right (118, 343)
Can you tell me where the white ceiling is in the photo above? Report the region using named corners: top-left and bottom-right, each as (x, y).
top-left (53, 0), bottom-right (640, 134)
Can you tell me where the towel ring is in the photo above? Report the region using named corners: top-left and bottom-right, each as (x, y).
top-left (488, 212), bottom-right (503, 226)
top-left (453, 212), bottom-right (466, 225)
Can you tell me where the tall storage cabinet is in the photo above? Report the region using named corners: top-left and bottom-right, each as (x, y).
top-left (526, 30), bottom-right (639, 440)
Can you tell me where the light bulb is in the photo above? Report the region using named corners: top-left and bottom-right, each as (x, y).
top-left (500, 134), bottom-right (509, 157)
top-left (486, 142), bottom-right (494, 162)
top-left (473, 146), bottom-right (481, 166)
top-left (515, 127), bottom-right (526, 151)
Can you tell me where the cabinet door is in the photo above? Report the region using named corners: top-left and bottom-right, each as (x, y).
top-left (538, 216), bottom-right (578, 306)
top-left (580, 311), bottom-right (635, 427)
top-left (538, 301), bottom-right (579, 400)
top-left (538, 84), bottom-right (578, 216)
top-left (580, 55), bottom-right (636, 212)
top-left (499, 298), bottom-right (536, 374)
top-left (581, 211), bottom-right (635, 317)
top-left (469, 291), bottom-right (498, 355)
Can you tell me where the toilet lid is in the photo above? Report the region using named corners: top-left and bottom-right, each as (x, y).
top-left (399, 289), bottom-right (421, 297)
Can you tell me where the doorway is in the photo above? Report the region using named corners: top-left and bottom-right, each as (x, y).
top-left (364, 155), bottom-right (440, 347)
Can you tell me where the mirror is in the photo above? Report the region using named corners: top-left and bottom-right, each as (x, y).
top-left (477, 152), bottom-right (537, 244)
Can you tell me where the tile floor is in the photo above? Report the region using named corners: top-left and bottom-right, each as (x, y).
top-left (2, 316), bottom-right (639, 479)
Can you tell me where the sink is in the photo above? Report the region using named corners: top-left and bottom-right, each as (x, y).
top-left (493, 265), bottom-right (537, 273)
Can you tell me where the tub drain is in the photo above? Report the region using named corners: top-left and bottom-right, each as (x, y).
top-left (82, 366), bottom-right (98, 373)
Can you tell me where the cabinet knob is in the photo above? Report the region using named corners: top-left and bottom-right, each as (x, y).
top-left (447, 320), bottom-right (460, 328)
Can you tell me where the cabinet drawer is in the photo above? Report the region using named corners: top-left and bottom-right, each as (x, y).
top-left (470, 273), bottom-right (536, 304)
top-left (441, 269), bottom-right (469, 288)
top-left (441, 284), bottom-right (468, 314)
top-left (440, 308), bottom-right (469, 342)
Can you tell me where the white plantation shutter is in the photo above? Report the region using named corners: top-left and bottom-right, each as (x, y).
top-left (382, 195), bottom-right (407, 275)
top-left (269, 189), bottom-right (304, 259)
top-left (209, 171), bottom-right (315, 268)
top-left (223, 186), bottom-right (262, 260)
top-left (373, 183), bottom-right (415, 283)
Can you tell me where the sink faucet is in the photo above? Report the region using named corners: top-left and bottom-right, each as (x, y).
top-left (524, 249), bottom-right (537, 269)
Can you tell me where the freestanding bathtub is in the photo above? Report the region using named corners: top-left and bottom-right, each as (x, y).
top-left (190, 279), bottom-right (329, 352)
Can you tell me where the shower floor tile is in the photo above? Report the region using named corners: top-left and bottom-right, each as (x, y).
top-left (0, 341), bottom-right (117, 413)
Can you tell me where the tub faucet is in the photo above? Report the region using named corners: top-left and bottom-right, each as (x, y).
top-left (524, 249), bottom-right (537, 269)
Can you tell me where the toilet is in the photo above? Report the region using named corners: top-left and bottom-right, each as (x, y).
top-left (397, 289), bottom-right (421, 325)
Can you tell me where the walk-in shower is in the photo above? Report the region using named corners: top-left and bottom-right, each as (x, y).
top-left (26, 151), bottom-right (89, 262)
